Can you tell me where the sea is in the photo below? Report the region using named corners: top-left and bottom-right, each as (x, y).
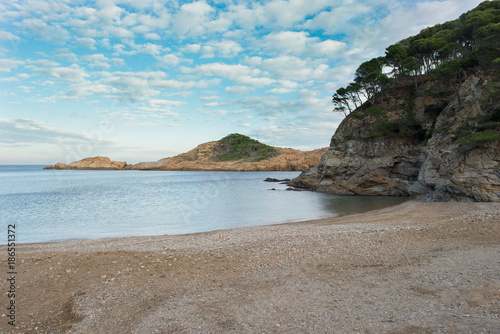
top-left (0, 165), bottom-right (408, 244)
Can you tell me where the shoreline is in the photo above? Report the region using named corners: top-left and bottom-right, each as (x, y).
top-left (2, 200), bottom-right (499, 333)
top-left (13, 196), bottom-right (411, 247)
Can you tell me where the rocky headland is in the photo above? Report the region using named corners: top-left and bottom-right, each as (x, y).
top-left (289, 2), bottom-right (500, 202)
top-left (44, 134), bottom-right (327, 172)
top-left (290, 73), bottom-right (500, 202)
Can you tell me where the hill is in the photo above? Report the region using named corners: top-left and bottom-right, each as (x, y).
top-left (44, 134), bottom-right (327, 172)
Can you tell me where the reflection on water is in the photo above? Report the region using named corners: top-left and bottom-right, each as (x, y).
top-left (0, 166), bottom-right (408, 243)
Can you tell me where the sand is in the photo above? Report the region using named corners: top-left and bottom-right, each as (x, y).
top-left (1, 200), bottom-right (499, 333)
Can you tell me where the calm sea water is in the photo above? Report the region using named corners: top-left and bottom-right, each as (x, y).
top-left (0, 166), bottom-right (407, 244)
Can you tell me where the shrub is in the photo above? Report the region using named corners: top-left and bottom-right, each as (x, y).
top-left (216, 134), bottom-right (277, 162)
top-left (376, 122), bottom-right (400, 135)
top-left (458, 130), bottom-right (500, 147)
top-left (365, 107), bottom-right (385, 118)
top-left (363, 132), bottom-right (383, 140)
top-left (430, 90), bottom-right (454, 98)
top-left (424, 101), bottom-right (449, 116)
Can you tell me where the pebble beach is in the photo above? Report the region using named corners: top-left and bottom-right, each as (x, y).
top-left (1, 200), bottom-right (499, 333)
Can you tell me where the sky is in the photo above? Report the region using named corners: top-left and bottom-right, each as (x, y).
top-left (0, 0), bottom-right (486, 164)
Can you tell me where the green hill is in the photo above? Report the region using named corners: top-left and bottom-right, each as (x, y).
top-left (215, 134), bottom-right (277, 162)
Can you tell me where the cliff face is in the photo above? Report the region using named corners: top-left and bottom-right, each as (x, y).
top-left (290, 74), bottom-right (500, 202)
top-left (45, 137), bottom-right (327, 172)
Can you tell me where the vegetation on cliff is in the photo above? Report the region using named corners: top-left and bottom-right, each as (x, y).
top-left (332, 0), bottom-right (500, 147)
top-left (215, 134), bottom-right (277, 162)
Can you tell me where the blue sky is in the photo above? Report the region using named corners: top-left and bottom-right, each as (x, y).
top-left (0, 0), bottom-right (485, 164)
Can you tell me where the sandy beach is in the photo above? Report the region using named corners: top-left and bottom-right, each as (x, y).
top-left (1, 200), bottom-right (499, 333)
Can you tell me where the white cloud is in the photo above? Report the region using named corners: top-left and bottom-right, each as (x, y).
top-left (223, 0), bottom-right (331, 30)
top-left (0, 118), bottom-right (115, 146)
top-left (260, 31), bottom-right (347, 57)
top-left (55, 51), bottom-right (78, 62)
top-left (76, 37), bottom-right (97, 50)
top-left (181, 63), bottom-right (253, 78)
top-left (18, 85), bottom-right (33, 93)
top-left (0, 73), bottom-right (29, 83)
top-left (82, 54), bottom-right (110, 70)
top-left (111, 58), bottom-right (125, 66)
top-left (201, 40), bottom-right (243, 58)
top-left (138, 42), bottom-right (163, 56)
top-left (148, 99), bottom-right (185, 107)
top-left (100, 71), bottom-right (218, 102)
top-left (34, 64), bottom-right (89, 83)
top-left (200, 95), bottom-right (219, 101)
top-left (266, 88), bottom-right (293, 94)
top-left (0, 58), bottom-right (23, 72)
top-left (97, 5), bottom-right (124, 23)
top-left (172, 1), bottom-right (215, 36)
top-left (225, 86), bottom-right (254, 94)
top-left (309, 40), bottom-right (347, 57)
top-left (0, 31), bottom-right (19, 41)
top-left (61, 81), bottom-right (108, 100)
top-left (261, 31), bottom-right (309, 55)
top-left (15, 18), bottom-right (69, 44)
top-left (260, 56), bottom-right (336, 81)
top-left (104, 25), bottom-right (134, 38)
top-left (182, 44), bottom-right (201, 53)
top-left (157, 54), bottom-right (181, 68)
top-left (302, 3), bottom-right (372, 34)
top-left (144, 32), bottom-right (161, 40)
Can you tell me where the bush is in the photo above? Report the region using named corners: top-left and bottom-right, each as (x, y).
top-left (363, 132), bottom-right (383, 140)
top-left (376, 122), bottom-right (400, 135)
top-left (365, 107), bottom-right (385, 118)
top-left (344, 135), bottom-right (355, 141)
top-left (458, 130), bottom-right (500, 147)
top-left (216, 134), bottom-right (277, 162)
top-left (429, 90), bottom-right (454, 98)
top-left (424, 101), bottom-right (449, 116)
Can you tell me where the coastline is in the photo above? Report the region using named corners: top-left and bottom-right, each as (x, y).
top-left (2, 200), bottom-right (499, 333)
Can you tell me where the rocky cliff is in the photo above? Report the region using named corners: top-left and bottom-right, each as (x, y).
top-left (289, 74), bottom-right (500, 202)
top-left (45, 134), bottom-right (327, 172)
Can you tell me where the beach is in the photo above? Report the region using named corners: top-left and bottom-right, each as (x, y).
top-left (2, 200), bottom-right (499, 333)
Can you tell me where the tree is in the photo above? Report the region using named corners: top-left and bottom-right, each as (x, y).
top-left (433, 60), bottom-right (463, 104)
top-left (332, 87), bottom-right (351, 116)
top-left (385, 44), bottom-right (408, 86)
top-left (401, 56), bottom-right (421, 91)
top-left (354, 58), bottom-right (385, 105)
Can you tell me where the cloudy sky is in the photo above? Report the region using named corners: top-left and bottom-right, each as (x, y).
top-left (0, 0), bottom-right (484, 164)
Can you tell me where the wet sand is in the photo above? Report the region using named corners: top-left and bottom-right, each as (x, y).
top-left (1, 200), bottom-right (499, 333)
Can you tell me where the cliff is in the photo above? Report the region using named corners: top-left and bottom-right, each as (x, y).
top-left (44, 134), bottom-right (327, 172)
top-left (289, 1), bottom-right (500, 202)
top-left (289, 74), bottom-right (500, 201)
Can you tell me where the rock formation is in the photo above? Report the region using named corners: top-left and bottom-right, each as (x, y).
top-left (44, 135), bottom-right (327, 172)
top-left (44, 156), bottom-right (127, 170)
top-left (289, 74), bottom-right (500, 202)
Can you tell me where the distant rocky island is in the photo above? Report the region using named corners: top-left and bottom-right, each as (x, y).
top-left (44, 134), bottom-right (327, 172)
